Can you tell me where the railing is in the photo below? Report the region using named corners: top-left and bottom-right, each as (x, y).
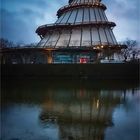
top-left (0, 44), bottom-right (126, 53)
top-left (36, 21), bottom-right (116, 34)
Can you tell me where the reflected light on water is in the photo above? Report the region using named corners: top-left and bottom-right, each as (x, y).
top-left (1, 79), bottom-right (140, 140)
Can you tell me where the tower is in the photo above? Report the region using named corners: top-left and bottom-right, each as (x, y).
top-left (35, 0), bottom-right (125, 63)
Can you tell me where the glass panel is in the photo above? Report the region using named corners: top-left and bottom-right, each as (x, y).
top-left (81, 0), bottom-right (85, 3)
top-left (90, 8), bottom-right (96, 22)
top-left (56, 30), bottom-right (71, 47)
top-left (85, 0), bottom-right (89, 3)
top-left (95, 8), bottom-right (101, 21)
top-left (99, 28), bottom-right (107, 44)
top-left (75, 9), bottom-right (83, 23)
top-left (83, 8), bottom-right (90, 22)
top-left (71, 0), bottom-right (75, 4)
top-left (46, 31), bottom-right (60, 47)
top-left (69, 28), bottom-right (81, 47)
top-left (39, 34), bottom-right (50, 47)
top-left (81, 28), bottom-right (91, 46)
top-left (98, 9), bottom-right (106, 21)
top-left (91, 27), bottom-right (100, 45)
top-left (55, 13), bottom-right (66, 24)
top-left (60, 11), bottom-right (71, 24)
top-left (109, 30), bottom-right (117, 44)
top-left (102, 11), bottom-right (108, 21)
top-left (105, 28), bottom-right (114, 44)
top-left (67, 10), bottom-right (77, 24)
top-left (76, 0), bottom-right (80, 3)
top-left (76, 0), bottom-right (79, 3)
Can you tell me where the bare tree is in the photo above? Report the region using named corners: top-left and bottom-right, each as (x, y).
top-left (0, 38), bottom-right (15, 48)
top-left (121, 39), bottom-right (139, 61)
top-left (0, 38), bottom-right (38, 48)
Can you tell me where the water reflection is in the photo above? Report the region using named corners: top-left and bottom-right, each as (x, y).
top-left (1, 79), bottom-right (140, 140)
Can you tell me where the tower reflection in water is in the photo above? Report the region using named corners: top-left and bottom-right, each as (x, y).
top-left (39, 87), bottom-right (125, 140)
top-left (2, 79), bottom-right (139, 140)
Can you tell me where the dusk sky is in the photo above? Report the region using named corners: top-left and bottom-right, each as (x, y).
top-left (1, 0), bottom-right (140, 45)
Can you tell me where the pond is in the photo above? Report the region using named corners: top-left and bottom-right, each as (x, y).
top-left (1, 79), bottom-right (140, 140)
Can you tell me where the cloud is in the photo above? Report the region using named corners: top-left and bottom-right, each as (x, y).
top-left (103, 0), bottom-right (140, 42)
top-left (0, 0), bottom-right (68, 44)
top-left (1, 8), bottom-right (39, 44)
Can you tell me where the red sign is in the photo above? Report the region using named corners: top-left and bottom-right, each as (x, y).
top-left (80, 58), bottom-right (88, 63)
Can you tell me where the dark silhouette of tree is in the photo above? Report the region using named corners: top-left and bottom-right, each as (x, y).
top-left (0, 38), bottom-right (38, 48)
top-left (0, 38), bottom-right (15, 48)
top-left (121, 39), bottom-right (139, 61)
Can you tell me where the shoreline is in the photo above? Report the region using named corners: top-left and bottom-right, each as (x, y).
top-left (1, 63), bottom-right (139, 80)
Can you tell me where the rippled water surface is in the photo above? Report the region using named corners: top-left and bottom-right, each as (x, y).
top-left (1, 79), bottom-right (140, 140)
